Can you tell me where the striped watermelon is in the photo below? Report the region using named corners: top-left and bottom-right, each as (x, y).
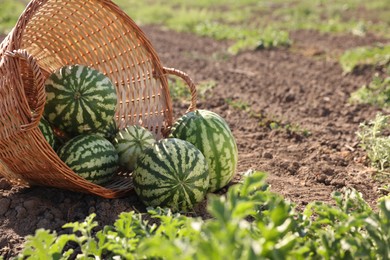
top-left (95, 118), bottom-right (119, 142)
top-left (169, 109), bottom-right (238, 192)
top-left (113, 125), bottom-right (155, 171)
top-left (57, 134), bottom-right (119, 184)
top-left (44, 65), bottom-right (117, 136)
top-left (38, 117), bottom-right (56, 148)
top-left (133, 138), bottom-right (209, 212)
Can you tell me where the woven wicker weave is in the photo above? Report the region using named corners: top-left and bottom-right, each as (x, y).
top-left (0, 0), bottom-right (197, 198)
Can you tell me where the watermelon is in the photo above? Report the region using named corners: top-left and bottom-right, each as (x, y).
top-left (113, 125), bottom-right (155, 171)
top-left (133, 138), bottom-right (209, 212)
top-left (169, 109), bottom-right (238, 192)
top-left (38, 117), bottom-right (56, 148)
top-left (44, 65), bottom-right (117, 136)
top-left (57, 134), bottom-right (119, 184)
top-left (95, 118), bottom-right (119, 142)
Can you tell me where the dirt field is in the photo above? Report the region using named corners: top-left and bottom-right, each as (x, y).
top-left (0, 25), bottom-right (389, 258)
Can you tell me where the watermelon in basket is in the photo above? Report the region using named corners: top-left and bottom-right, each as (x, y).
top-left (0, 0), bottom-right (197, 198)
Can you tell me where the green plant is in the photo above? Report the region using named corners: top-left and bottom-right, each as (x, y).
top-left (3, 0), bottom-right (389, 55)
top-left (197, 80), bottom-right (217, 98)
top-left (225, 98), bottom-right (251, 111)
top-left (17, 171), bottom-right (390, 259)
top-left (339, 45), bottom-right (390, 73)
top-left (0, 0), bottom-right (26, 34)
top-left (350, 72), bottom-right (390, 107)
top-left (379, 185), bottom-right (390, 202)
top-left (169, 78), bottom-right (216, 102)
top-left (169, 77), bottom-right (190, 102)
top-left (118, 0), bottom-right (292, 53)
top-left (357, 113), bottom-right (390, 182)
top-left (251, 111), bottom-right (312, 138)
top-left (302, 188), bottom-right (390, 259)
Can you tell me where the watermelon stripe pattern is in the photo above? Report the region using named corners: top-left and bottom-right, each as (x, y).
top-left (133, 138), bottom-right (209, 212)
top-left (57, 135), bottom-right (119, 184)
top-left (170, 110), bottom-right (238, 192)
top-left (95, 118), bottom-right (119, 142)
top-left (44, 65), bottom-right (117, 136)
top-left (38, 117), bottom-right (56, 148)
top-left (113, 125), bottom-right (156, 171)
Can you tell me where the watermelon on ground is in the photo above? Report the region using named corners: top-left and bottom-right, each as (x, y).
top-left (133, 138), bottom-right (209, 212)
top-left (57, 134), bottom-right (119, 184)
top-left (44, 65), bottom-right (117, 136)
top-left (113, 125), bottom-right (155, 171)
top-left (169, 109), bottom-right (238, 192)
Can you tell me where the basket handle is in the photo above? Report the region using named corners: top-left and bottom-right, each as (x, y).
top-left (5, 49), bottom-right (46, 130)
top-left (163, 67), bottom-right (197, 113)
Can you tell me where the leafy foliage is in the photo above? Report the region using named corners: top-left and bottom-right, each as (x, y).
top-left (0, 0), bottom-right (25, 34)
top-left (357, 113), bottom-right (390, 172)
top-left (350, 72), bottom-right (390, 107)
top-left (17, 171), bottom-right (390, 259)
top-left (2, 0), bottom-right (389, 53)
top-left (339, 45), bottom-right (390, 73)
top-left (357, 113), bottom-right (390, 187)
top-left (169, 78), bottom-right (216, 102)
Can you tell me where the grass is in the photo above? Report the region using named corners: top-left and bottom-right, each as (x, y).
top-left (357, 113), bottom-right (390, 183)
top-left (225, 98), bottom-right (251, 112)
top-left (340, 45), bottom-right (390, 73)
top-left (350, 72), bottom-right (390, 107)
top-left (272, 1), bottom-right (389, 37)
top-left (169, 77), bottom-right (217, 102)
top-left (117, 0), bottom-right (390, 55)
top-left (1, 0), bottom-right (389, 54)
top-left (113, 1), bottom-right (271, 54)
top-left (119, 1), bottom-right (389, 35)
top-left (116, 0), bottom-right (389, 53)
top-left (0, 0), bottom-right (26, 34)
top-left (253, 109), bottom-right (311, 138)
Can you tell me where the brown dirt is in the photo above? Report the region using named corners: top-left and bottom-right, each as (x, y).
top-left (1, 26), bottom-right (389, 258)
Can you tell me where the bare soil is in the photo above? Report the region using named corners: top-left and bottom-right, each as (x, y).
top-left (1, 26), bottom-right (389, 258)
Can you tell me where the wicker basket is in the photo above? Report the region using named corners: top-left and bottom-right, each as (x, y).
top-left (0, 0), bottom-right (197, 198)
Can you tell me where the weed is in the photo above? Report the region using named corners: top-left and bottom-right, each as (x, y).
top-left (0, 0), bottom-right (25, 34)
top-left (197, 80), bottom-right (217, 98)
top-left (2, 0), bottom-right (389, 53)
top-left (249, 110), bottom-right (311, 137)
top-left (169, 78), bottom-right (216, 102)
top-left (357, 113), bottom-right (390, 183)
top-left (117, 1), bottom-right (292, 53)
top-left (266, 120), bottom-right (311, 138)
top-left (169, 78), bottom-right (191, 102)
top-left (229, 27), bottom-right (291, 54)
top-left (339, 45), bottom-right (390, 73)
top-left (284, 123), bottom-right (312, 138)
top-left (350, 73), bottom-right (390, 107)
top-left (225, 98), bottom-right (251, 111)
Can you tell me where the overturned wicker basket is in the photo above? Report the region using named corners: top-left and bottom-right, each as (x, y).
top-left (0, 0), bottom-right (197, 198)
